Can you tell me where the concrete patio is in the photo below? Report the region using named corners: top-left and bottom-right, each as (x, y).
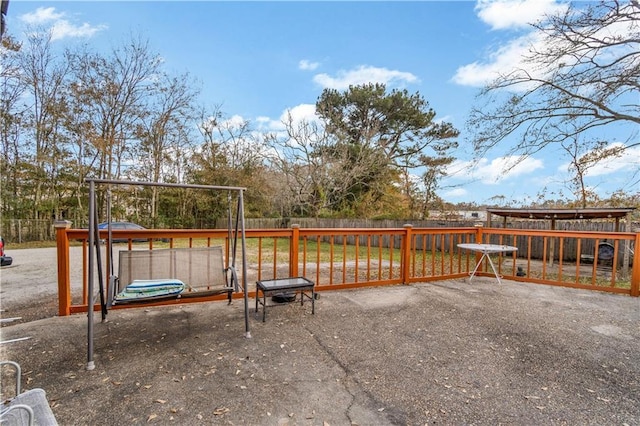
top-left (1, 275), bottom-right (639, 425)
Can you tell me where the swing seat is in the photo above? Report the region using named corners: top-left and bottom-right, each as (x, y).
top-left (114, 279), bottom-right (186, 303)
top-left (110, 247), bottom-right (237, 307)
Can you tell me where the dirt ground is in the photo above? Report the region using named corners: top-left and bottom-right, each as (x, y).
top-left (1, 248), bottom-right (640, 425)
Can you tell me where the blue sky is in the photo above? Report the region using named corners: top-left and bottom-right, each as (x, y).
top-left (5, 0), bottom-right (639, 206)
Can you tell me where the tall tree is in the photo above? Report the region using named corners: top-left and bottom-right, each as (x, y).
top-left (132, 72), bottom-right (199, 223)
top-left (188, 109), bottom-right (270, 221)
top-left (316, 83), bottom-right (458, 216)
top-left (18, 30), bottom-right (70, 220)
top-left (418, 155), bottom-right (453, 219)
top-left (67, 36), bottom-right (163, 220)
top-left (559, 133), bottom-right (627, 208)
top-left (468, 1), bottom-right (639, 168)
top-left (0, 35), bottom-right (26, 217)
top-left (264, 112), bottom-right (344, 217)
top-left (68, 36), bottom-right (162, 182)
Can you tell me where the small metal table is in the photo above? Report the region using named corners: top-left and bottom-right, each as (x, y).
top-left (458, 243), bottom-right (518, 284)
top-left (255, 277), bottom-right (315, 322)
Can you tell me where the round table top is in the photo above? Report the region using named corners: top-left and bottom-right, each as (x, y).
top-left (457, 243), bottom-right (518, 253)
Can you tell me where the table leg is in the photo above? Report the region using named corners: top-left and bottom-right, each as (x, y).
top-left (485, 255), bottom-right (503, 284)
top-left (468, 253), bottom-right (488, 282)
top-left (311, 289), bottom-right (315, 315)
top-left (255, 284), bottom-right (259, 312)
top-left (262, 291), bottom-right (267, 322)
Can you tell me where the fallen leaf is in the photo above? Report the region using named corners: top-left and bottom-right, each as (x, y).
top-left (147, 414), bottom-right (157, 422)
top-left (214, 407), bottom-right (230, 415)
top-left (155, 399), bottom-right (167, 404)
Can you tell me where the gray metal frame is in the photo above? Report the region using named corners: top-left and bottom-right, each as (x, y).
top-left (86, 178), bottom-right (251, 371)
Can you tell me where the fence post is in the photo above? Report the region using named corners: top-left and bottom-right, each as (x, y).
top-left (55, 220), bottom-right (72, 316)
top-left (631, 232), bottom-right (640, 297)
top-left (403, 224), bottom-right (413, 285)
top-left (290, 224), bottom-right (299, 277)
top-left (474, 225), bottom-right (484, 273)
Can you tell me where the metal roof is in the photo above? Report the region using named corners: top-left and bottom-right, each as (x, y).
top-left (486, 207), bottom-right (635, 220)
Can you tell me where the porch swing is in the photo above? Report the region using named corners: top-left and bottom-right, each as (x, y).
top-left (85, 178), bottom-right (251, 371)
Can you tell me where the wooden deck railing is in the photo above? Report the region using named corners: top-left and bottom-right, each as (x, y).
top-left (55, 222), bottom-right (640, 316)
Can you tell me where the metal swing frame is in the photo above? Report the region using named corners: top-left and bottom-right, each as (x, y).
top-left (85, 178), bottom-right (251, 371)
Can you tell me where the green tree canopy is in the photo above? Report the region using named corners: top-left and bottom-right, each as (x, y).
top-left (315, 83), bottom-right (459, 217)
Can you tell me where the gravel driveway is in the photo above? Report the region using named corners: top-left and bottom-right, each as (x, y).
top-left (1, 247), bottom-right (82, 302)
top-left (1, 247), bottom-right (115, 322)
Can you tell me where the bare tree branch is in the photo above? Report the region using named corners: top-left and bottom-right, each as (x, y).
top-left (468, 0), bottom-right (639, 168)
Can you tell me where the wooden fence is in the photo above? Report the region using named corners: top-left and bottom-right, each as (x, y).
top-left (54, 223), bottom-right (640, 316)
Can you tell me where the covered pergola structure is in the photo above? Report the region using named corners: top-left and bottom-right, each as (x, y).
top-left (486, 207), bottom-right (637, 232)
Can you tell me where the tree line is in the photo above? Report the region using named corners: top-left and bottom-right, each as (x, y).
top-left (1, 31), bottom-right (459, 227)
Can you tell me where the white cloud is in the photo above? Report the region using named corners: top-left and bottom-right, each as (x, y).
top-left (200, 114), bottom-right (247, 135)
top-left (442, 187), bottom-right (469, 198)
top-left (452, 33), bottom-right (539, 87)
top-left (221, 114), bottom-right (247, 129)
top-left (20, 6), bottom-right (106, 40)
top-left (282, 104), bottom-right (318, 125)
top-left (299, 59), bottom-right (320, 71)
top-left (254, 104), bottom-right (320, 134)
top-left (475, 0), bottom-right (567, 31)
top-left (313, 65), bottom-right (418, 90)
top-left (20, 7), bottom-right (64, 24)
top-left (50, 20), bottom-right (107, 41)
top-left (447, 155), bottom-right (544, 184)
top-left (453, 0), bottom-right (568, 87)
